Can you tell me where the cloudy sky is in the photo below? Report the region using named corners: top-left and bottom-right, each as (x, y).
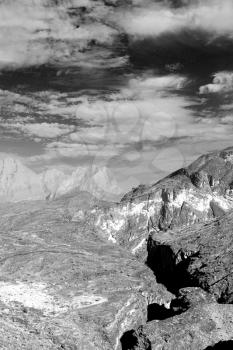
top-left (1, 0), bottom-right (233, 197)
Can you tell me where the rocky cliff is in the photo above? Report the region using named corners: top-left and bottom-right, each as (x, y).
top-left (117, 147), bottom-right (233, 349)
top-left (91, 147), bottom-right (233, 258)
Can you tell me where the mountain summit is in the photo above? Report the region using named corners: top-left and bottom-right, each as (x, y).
top-left (0, 156), bottom-right (122, 202)
top-left (0, 157), bottom-right (44, 202)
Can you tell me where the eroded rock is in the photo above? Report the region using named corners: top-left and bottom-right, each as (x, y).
top-left (148, 211), bottom-right (233, 301)
top-left (91, 147), bottom-right (233, 257)
top-left (123, 288), bottom-right (233, 350)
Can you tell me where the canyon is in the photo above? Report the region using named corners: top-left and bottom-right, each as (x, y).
top-left (0, 147), bottom-right (233, 349)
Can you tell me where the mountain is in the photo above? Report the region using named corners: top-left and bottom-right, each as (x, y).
top-left (0, 157), bottom-right (44, 202)
top-left (90, 147), bottom-right (233, 257)
top-left (0, 156), bottom-right (122, 202)
top-left (0, 147), bottom-right (233, 349)
top-left (51, 165), bottom-right (122, 201)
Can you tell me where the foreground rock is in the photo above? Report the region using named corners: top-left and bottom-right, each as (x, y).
top-left (0, 192), bottom-right (171, 350)
top-left (147, 210), bottom-right (233, 302)
top-left (124, 288), bottom-right (233, 350)
top-left (92, 147), bottom-right (233, 257)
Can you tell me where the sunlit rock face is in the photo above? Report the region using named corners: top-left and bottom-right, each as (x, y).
top-left (91, 147), bottom-right (233, 257)
top-left (2, 147), bottom-right (233, 255)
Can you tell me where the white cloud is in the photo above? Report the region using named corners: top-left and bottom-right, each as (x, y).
top-left (220, 115), bottom-right (233, 124)
top-left (199, 72), bottom-right (233, 94)
top-left (44, 141), bottom-right (121, 159)
top-left (4, 122), bottom-right (75, 139)
top-left (0, 0), bottom-right (119, 68)
top-left (122, 75), bottom-right (187, 99)
top-left (117, 0), bottom-right (233, 40)
top-left (1, 0), bottom-right (233, 69)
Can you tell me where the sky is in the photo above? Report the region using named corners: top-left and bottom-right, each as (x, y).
top-left (1, 0), bottom-right (233, 198)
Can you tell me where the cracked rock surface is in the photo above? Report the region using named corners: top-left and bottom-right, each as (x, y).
top-left (124, 288), bottom-right (233, 350)
top-left (148, 211), bottom-right (233, 301)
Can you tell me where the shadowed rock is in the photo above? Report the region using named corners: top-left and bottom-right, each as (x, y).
top-left (148, 211), bottom-right (233, 301)
top-left (123, 288), bottom-right (233, 350)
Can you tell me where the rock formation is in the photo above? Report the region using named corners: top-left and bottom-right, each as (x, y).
top-left (92, 147), bottom-right (233, 257)
top-left (147, 210), bottom-right (233, 302)
top-left (117, 147), bottom-right (233, 349)
top-left (123, 288), bottom-right (233, 350)
top-left (0, 147), bottom-right (233, 349)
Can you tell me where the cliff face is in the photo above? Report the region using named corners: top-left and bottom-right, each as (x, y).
top-left (147, 210), bottom-right (233, 301)
top-left (125, 288), bottom-right (233, 350)
top-left (92, 147), bottom-right (233, 257)
top-left (117, 147), bottom-right (233, 349)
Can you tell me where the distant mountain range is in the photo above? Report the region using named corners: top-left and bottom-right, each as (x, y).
top-left (0, 157), bottom-right (122, 202)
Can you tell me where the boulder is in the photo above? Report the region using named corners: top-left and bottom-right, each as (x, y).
top-left (123, 288), bottom-right (233, 350)
top-left (147, 210), bottom-right (233, 302)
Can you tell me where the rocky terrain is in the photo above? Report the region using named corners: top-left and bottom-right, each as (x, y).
top-left (0, 192), bottom-right (172, 350)
top-left (124, 288), bottom-right (233, 349)
top-left (91, 147), bottom-right (233, 258)
top-left (0, 147), bottom-right (233, 349)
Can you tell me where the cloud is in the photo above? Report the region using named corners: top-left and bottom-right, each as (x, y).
top-left (122, 74), bottom-right (187, 98)
top-left (220, 115), bottom-right (233, 124)
top-left (199, 72), bottom-right (233, 94)
top-left (4, 122), bottom-right (75, 139)
top-left (39, 141), bottom-right (122, 161)
top-left (2, 71), bottom-right (232, 173)
top-left (2, 0), bottom-right (233, 69)
top-left (0, 0), bottom-right (119, 68)
top-left (117, 0), bottom-right (233, 40)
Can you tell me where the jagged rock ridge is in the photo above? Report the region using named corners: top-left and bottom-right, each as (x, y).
top-left (0, 156), bottom-right (122, 202)
top-left (91, 147), bottom-right (233, 257)
top-left (118, 147), bottom-right (233, 349)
